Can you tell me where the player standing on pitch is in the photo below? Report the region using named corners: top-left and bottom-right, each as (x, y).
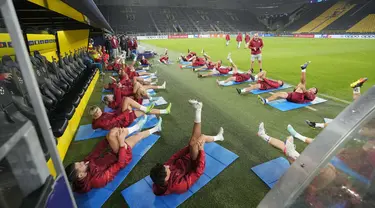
top-left (236, 32), bottom-right (243, 49)
top-left (225, 33), bottom-right (230, 46)
top-left (249, 33), bottom-right (264, 72)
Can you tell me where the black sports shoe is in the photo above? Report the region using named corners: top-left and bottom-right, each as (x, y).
top-left (301, 61), bottom-right (311, 70)
top-left (305, 120), bottom-right (316, 129)
top-left (350, 78), bottom-right (368, 88)
top-left (250, 68), bottom-right (254, 73)
top-left (259, 68), bottom-right (263, 72)
top-left (192, 68), bottom-right (196, 72)
top-left (198, 74), bottom-right (203, 78)
top-left (236, 88), bottom-right (242, 94)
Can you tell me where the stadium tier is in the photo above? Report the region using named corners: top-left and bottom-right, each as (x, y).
top-left (325, 0), bottom-right (375, 31)
top-left (96, 6), bottom-right (267, 33)
top-left (296, 1), bottom-right (356, 33)
top-left (347, 14), bottom-right (375, 32)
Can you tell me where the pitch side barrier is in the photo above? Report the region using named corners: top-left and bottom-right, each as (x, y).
top-left (134, 33), bottom-right (375, 40)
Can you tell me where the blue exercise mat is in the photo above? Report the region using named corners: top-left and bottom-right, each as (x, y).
top-left (251, 157), bottom-right (290, 188)
top-left (267, 97), bottom-right (327, 111)
top-left (121, 142), bottom-right (238, 208)
top-left (251, 156), bottom-right (370, 190)
top-left (250, 83), bottom-right (292, 95)
top-left (219, 78), bottom-right (254, 86)
top-left (74, 134), bottom-right (161, 208)
top-left (330, 156), bottom-right (370, 185)
top-left (74, 115), bottom-right (159, 141)
top-left (180, 61), bottom-right (191, 65)
top-left (140, 74), bottom-right (157, 79)
top-left (200, 70), bottom-right (244, 77)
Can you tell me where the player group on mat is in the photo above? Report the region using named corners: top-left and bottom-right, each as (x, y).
top-left (68, 36), bottom-right (369, 208)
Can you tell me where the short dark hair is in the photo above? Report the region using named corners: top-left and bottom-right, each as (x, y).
top-left (280, 80), bottom-right (284, 87)
top-left (65, 163), bottom-right (77, 183)
top-left (314, 87), bottom-right (318, 94)
top-left (150, 163), bottom-right (167, 186)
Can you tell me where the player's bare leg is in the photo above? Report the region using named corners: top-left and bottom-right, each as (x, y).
top-left (351, 77), bottom-right (367, 100)
top-left (216, 54), bottom-right (237, 85)
top-left (258, 91), bottom-right (288, 104)
top-left (198, 70), bottom-right (219, 78)
top-left (287, 125), bottom-right (314, 144)
top-left (236, 83), bottom-right (261, 94)
top-left (257, 122), bottom-right (300, 162)
top-left (188, 99), bottom-right (223, 160)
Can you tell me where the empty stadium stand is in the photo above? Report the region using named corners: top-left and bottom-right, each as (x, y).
top-left (296, 1), bottom-right (356, 33)
top-left (96, 6), bottom-right (267, 33)
top-left (326, 0), bottom-right (375, 31)
top-left (347, 13), bottom-right (375, 32)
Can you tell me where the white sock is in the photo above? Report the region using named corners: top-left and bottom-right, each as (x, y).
top-left (194, 109), bottom-right (202, 123)
top-left (151, 82), bottom-right (157, 85)
top-left (219, 81), bottom-right (225, 85)
top-left (127, 123), bottom-right (140, 135)
top-left (140, 106), bottom-right (147, 112)
top-left (213, 127), bottom-right (224, 141)
top-left (148, 123), bottom-right (160, 134)
top-left (353, 87), bottom-right (360, 94)
top-left (287, 124), bottom-right (307, 142)
top-left (258, 123), bottom-right (270, 142)
top-left (265, 99), bottom-right (269, 103)
top-left (294, 133), bottom-right (307, 142)
top-left (254, 75), bottom-right (259, 80)
top-left (229, 58), bottom-right (233, 63)
top-left (159, 109), bottom-right (168, 114)
top-left (241, 89), bottom-right (246, 93)
top-left (302, 69), bottom-right (306, 73)
top-left (316, 123), bottom-right (325, 128)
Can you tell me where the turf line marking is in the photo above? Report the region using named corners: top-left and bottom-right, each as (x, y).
top-left (268, 92), bottom-right (318, 112)
top-left (318, 93), bottom-right (351, 104)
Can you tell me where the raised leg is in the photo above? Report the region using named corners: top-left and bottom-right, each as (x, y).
top-left (266, 91), bottom-right (288, 102)
top-left (125, 130), bottom-right (151, 148)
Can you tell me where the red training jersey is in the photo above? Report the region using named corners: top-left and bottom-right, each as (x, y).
top-left (73, 140), bottom-right (132, 193)
top-left (258, 78), bottom-right (281, 90)
top-left (152, 146), bottom-right (205, 195)
top-left (245, 34), bottom-right (250, 43)
top-left (225, 34), bottom-right (230, 41)
top-left (140, 59), bottom-right (149, 65)
top-left (249, 38), bottom-right (264, 55)
top-left (236, 33), bottom-right (242, 42)
top-left (92, 110), bottom-right (136, 130)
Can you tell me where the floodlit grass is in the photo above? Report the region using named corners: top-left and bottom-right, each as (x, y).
top-left (65, 37), bottom-right (375, 208)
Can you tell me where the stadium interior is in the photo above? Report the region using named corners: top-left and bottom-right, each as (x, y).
top-left (0, 0), bottom-right (374, 207)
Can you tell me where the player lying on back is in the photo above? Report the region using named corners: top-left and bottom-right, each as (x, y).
top-left (180, 55), bottom-right (206, 69)
top-left (236, 70), bottom-right (284, 94)
top-left (306, 77), bottom-right (368, 129)
top-left (150, 100), bottom-right (224, 195)
top-left (159, 49), bottom-right (169, 64)
top-left (179, 49), bottom-right (197, 62)
top-left (193, 50), bottom-right (222, 72)
top-left (258, 61), bottom-right (318, 104)
top-left (216, 53), bottom-right (255, 85)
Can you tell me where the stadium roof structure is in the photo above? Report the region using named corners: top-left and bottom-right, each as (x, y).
top-left (93, 0), bottom-right (311, 15)
top-left (0, 0), bottom-right (112, 33)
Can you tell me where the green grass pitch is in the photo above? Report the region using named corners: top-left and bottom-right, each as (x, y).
top-left (64, 37), bottom-right (375, 207)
